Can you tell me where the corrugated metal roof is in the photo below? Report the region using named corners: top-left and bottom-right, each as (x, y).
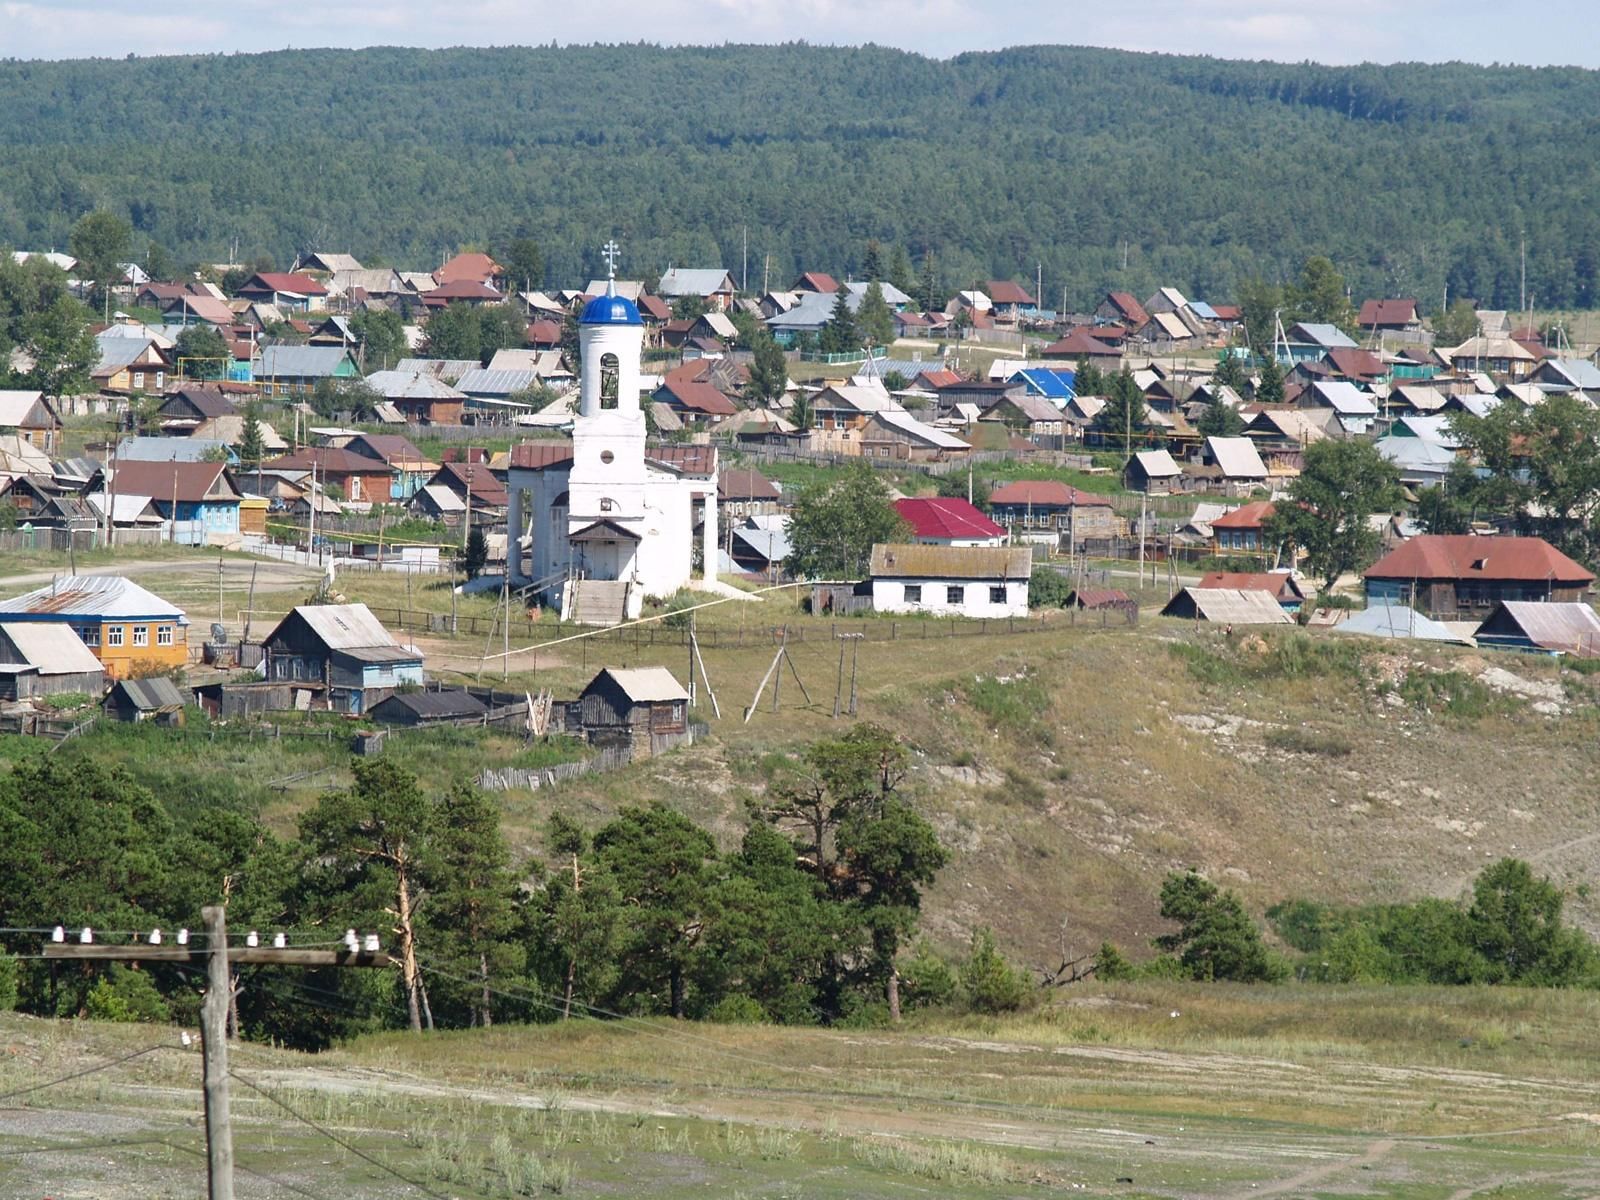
top-left (870, 543), bottom-right (1033, 580)
top-left (373, 689), bottom-right (487, 720)
top-left (0, 621), bottom-right (104, 674)
top-left (1133, 449), bottom-right (1181, 477)
top-left (1160, 588), bottom-right (1293, 624)
top-left (365, 369), bottom-right (467, 401)
top-left (1479, 601), bottom-right (1600, 652)
top-left (111, 676), bottom-right (187, 710)
top-left (1205, 436), bottom-right (1269, 479)
top-left (1366, 535), bottom-right (1594, 586)
top-left (870, 409), bottom-right (970, 449)
top-left (1334, 603), bottom-right (1466, 642)
top-left (117, 436), bottom-right (231, 463)
top-left (258, 345), bottom-right (356, 379)
top-left (0, 575), bottom-right (188, 622)
top-left (1310, 381), bottom-right (1378, 416)
top-left (657, 269), bottom-right (734, 297)
top-left (894, 497), bottom-right (1006, 541)
top-left (285, 603), bottom-right (401, 651)
top-left (455, 368), bottom-right (539, 397)
top-left (591, 666), bottom-right (689, 703)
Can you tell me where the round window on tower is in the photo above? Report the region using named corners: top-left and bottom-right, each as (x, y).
top-left (600, 450), bottom-right (615, 464)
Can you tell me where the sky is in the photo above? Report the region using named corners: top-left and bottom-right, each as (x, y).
top-left (2, 0), bottom-right (1598, 67)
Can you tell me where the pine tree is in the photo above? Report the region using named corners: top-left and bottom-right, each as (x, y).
top-left (819, 288), bottom-right (859, 355)
top-left (238, 402), bottom-right (265, 468)
top-left (888, 244), bottom-right (915, 297)
top-left (1073, 356), bottom-right (1105, 397)
top-left (919, 248), bottom-right (940, 313)
top-left (862, 239), bottom-right (884, 282)
top-left (855, 280), bottom-right (895, 349)
top-left (462, 526), bottom-right (488, 580)
top-left (1256, 356), bottom-right (1286, 405)
top-left (746, 330), bottom-right (789, 405)
top-left (1213, 349), bottom-right (1248, 395)
top-left (1093, 367), bottom-right (1148, 458)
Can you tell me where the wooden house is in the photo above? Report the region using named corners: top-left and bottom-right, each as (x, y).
top-left (259, 603), bottom-right (423, 715)
top-left (1364, 535), bottom-right (1594, 618)
top-left (987, 480), bottom-right (1115, 547)
top-left (0, 391), bottom-right (63, 453)
top-left (0, 575), bottom-right (189, 680)
top-left (571, 667), bottom-right (691, 760)
top-left (0, 621), bottom-right (106, 700)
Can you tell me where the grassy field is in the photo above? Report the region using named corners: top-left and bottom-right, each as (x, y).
top-left (5, 981), bottom-right (1600, 1198)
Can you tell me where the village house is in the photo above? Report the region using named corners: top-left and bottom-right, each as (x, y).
top-left (1211, 501), bottom-right (1277, 554)
top-left (718, 468), bottom-right (784, 519)
top-left (654, 377), bottom-right (739, 425)
top-left (987, 480), bottom-right (1115, 548)
top-left (1041, 326), bottom-right (1123, 364)
top-left (1357, 298), bottom-right (1423, 336)
top-left (341, 434), bottom-right (439, 501)
top-left (569, 667), bottom-right (692, 760)
top-left (259, 603), bottom-right (424, 715)
top-left (893, 496), bottom-right (1007, 547)
top-left (363, 369), bottom-right (468, 425)
top-left (1160, 587), bottom-right (1293, 625)
top-left (257, 346), bottom-right (361, 397)
top-left (425, 459), bottom-right (508, 519)
top-left (656, 268), bottom-right (738, 312)
top-left (859, 409), bottom-right (970, 462)
top-left (1201, 436), bottom-right (1270, 493)
top-left (92, 337), bottom-right (172, 396)
top-left (868, 543), bottom-right (1032, 619)
top-left (1364, 535), bottom-right (1595, 617)
top-left (0, 621), bottom-right (107, 700)
top-left (0, 575), bottom-right (189, 680)
top-left (984, 280), bottom-right (1037, 326)
top-left (981, 390), bottom-right (1067, 445)
top-left (369, 686), bottom-right (490, 727)
top-left (260, 447), bottom-right (395, 505)
top-left (1095, 291), bottom-right (1149, 328)
top-left (1125, 448), bottom-right (1182, 494)
top-left (236, 272), bottom-right (329, 311)
top-left (0, 391), bottom-right (62, 453)
top-left (435, 252), bottom-right (503, 289)
top-left (1473, 601), bottom-right (1600, 656)
top-left (156, 386), bottom-right (237, 431)
top-left (108, 459), bottom-right (243, 544)
top-left (1197, 571), bottom-right (1306, 611)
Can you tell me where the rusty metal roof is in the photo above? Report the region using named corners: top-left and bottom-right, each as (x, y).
top-left (869, 543), bottom-right (1032, 581)
top-left (0, 575), bottom-right (188, 622)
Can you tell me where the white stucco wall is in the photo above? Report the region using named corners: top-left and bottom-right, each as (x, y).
top-left (870, 577), bottom-right (1029, 618)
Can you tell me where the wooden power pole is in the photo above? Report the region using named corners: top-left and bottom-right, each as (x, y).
top-left (43, 909), bottom-right (392, 1200)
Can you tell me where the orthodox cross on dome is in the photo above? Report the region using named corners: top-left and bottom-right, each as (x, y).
top-left (601, 238), bottom-right (621, 294)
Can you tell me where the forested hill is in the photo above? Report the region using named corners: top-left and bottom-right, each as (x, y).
top-left (3, 43), bottom-right (1600, 310)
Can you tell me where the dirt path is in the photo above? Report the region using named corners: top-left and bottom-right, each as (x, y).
top-left (1243, 1137), bottom-right (1394, 1198)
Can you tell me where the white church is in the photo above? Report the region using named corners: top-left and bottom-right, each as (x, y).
top-left (506, 246), bottom-right (720, 624)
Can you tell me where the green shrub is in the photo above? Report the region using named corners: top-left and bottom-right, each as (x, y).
top-left (84, 966), bottom-right (171, 1023)
top-left (960, 927), bottom-right (1032, 1013)
top-left (1398, 669), bottom-right (1503, 717)
top-left (705, 994), bottom-right (767, 1024)
top-left (1264, 727), bottom-right (1353, 757)
top-left (1028, 566), bottom-right (1072, 609)
top-left (0, 953), bottom-right (17, 1011)
top-left (1095, 941), bottom-right (1133, 981)
top-left (899, 941), bottom-right (957, 1010)
top-left (961, 671), bottom-right (1048, 733)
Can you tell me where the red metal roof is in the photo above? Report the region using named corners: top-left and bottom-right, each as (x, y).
top-left (1071, 587), bottom-right (1131, 609)
top-left (988, 480), bottom-right (1112, 508)
top-left (1357, 298), bottom-right (1419, 327)
top-left (986, 280), bottom-right (1036, 305)
top-left (263, 448), bottom-right (394, 477)
top-left (1324, 346), bottom-right (1385, 379)
top-left (508, 442), bottom-right (576, 471)
top-left (719, 468), bottom-right (780, 501)
top-left (425, 279), bottom-right (503, 301)
top-left (894, 496), bottom-right (1006, 541)
top-left (1211, 501), bottom-right (1276, 530)
top-left (434, 252), bottom-right (501, 285)
top-left (793, 271), bottom-right (840, 293)
top-left (111, 460), bottom-right (234, 504)
top-left (1105, 291), bottom-right (1149, 327)
top-left (1199, 571), bottom-right (1303, 598)
top-left (1365, 535), bottom-right (1595, 586)
top-left (245, 272), bottom-right (328, 296)
top-left (1042, 328), bottom-right (1123, 359)
top-left (660, 379), bottom-right (738, 416)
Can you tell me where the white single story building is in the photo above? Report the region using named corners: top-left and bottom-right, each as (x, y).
top-left (868, 543), bottom-right (1032, 619)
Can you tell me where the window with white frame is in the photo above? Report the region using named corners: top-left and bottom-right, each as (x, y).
top-left (945, 585), bottom-right (964, 605)
top-left (106, 625), bottom-right (124, 648)
top-left (157, 625), bottom-right (173, 646)
top-left (132, 625), bottom-right (148, 647)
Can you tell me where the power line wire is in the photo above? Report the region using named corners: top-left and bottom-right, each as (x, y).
top-left (0, 1044), bottom-right (171, 1104)
top-left (229, 1070), bottom-right (454, 1200)
top-left (162, 1136), bottom-right (339, 1200)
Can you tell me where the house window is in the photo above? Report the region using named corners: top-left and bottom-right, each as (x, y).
top-left (132, 625), bottom-right (148, 648)
top-left (106, 625), bottom-right (124, 648)
top-left (600, 498), bottom-right (615, 513)
top-left (157, 625), bottom-right (173, 647)
top-left (989, 586), bottom-right (1007, 604)
top-left (156, 371), bottom-right (165, 388)
top-left (600, 353), bottom-right (619, 410)
top-left (946, 585), bottom-right (964, 605)
top-left (76, 624), bottom-right (99, 647)
top-left (904, 584), bottom-right (922, 604)
top-left (132, 372), bottom-right (145, 390)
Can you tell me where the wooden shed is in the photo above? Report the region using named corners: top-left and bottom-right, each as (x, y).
top-left (103, 676), bottom-right (187, 725)
top-left (573, 667), bottom-right (690, 760)
top-left (0, 621), bottom-right (107, 701)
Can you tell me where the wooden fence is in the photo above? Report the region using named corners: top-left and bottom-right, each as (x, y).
top-left (477, 745), bottom-right (631, 791)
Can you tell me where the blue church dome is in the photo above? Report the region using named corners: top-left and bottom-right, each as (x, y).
top-left (580, 293), bottom-right (643, 326)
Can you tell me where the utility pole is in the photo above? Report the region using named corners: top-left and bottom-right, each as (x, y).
top-left (43, 911), bottom-right (391, 1200)
top-left (201, 906), bottom-right (234, 1200)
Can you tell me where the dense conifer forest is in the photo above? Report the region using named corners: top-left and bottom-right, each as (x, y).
top-left (2, 42), bottom-right (1599, 309)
